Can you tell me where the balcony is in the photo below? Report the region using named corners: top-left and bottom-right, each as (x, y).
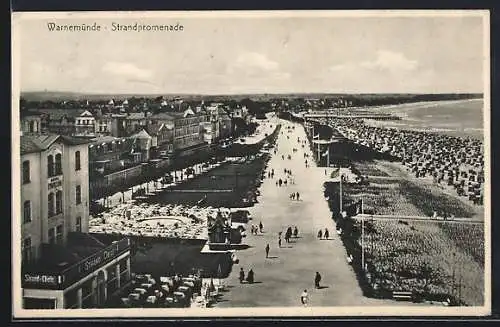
top-left (47, 163), bottom-right (63, 178)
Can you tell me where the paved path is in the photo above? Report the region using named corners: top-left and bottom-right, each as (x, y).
top-left (217, 118), bottom-right (427, 307)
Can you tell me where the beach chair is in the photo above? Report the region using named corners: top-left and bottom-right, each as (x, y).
top-left (120, 297), bottom-right (131, 307)
top-left (146, 295), bottom-right (157, 305)
top-left (134, 288), bottom-right (147, 296)
top-left (128, 293), bottom-right (140, 302)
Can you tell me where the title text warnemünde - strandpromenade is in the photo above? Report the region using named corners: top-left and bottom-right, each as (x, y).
top-left (47, 22), bottom-right (184, 32)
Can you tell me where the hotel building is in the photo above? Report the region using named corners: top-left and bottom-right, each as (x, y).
top-left (20, 134), bottom-right (131, 309)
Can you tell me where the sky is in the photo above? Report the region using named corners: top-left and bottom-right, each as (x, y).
top-left (15, 12), bottom-right (487, 94)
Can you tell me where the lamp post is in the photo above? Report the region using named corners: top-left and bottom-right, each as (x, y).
top-left (361, 198), bottom-right (365, 271)
top-left (339, 172), bottom-right (343, 215)
top-left (452, 252), bottom-right (456, 300)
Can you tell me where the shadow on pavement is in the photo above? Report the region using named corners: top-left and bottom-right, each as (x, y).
top-left (317, 286), bottom-right (330, 289)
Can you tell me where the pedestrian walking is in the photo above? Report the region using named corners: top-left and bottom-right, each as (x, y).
top-left (300, 289), bottom-right (309, 307)
top-left (265, 244), bottom-right (270, 258)
top-left (284, 179), bottom-right (287, 186)
top-left (278, 237), bottom-right (282, 248)
top-left (239, 268), bottom-right (245, 283)
top-left (279, 179), bottom-right (283, 187)
top-left (247, 269), bottom-right (254, 284)
top-left (324, 228), bottom-right (329, 239)
top-left (251, 225), bottom-right (255, 235)
top-left (296, 192), bottom-right (300, 201)
top-left (315, 272), bottom-right (322, 289)
top-left (259, 222), bottom-right (263, 233)
top-left (317, 229), bottom-right (323, 239)
top-left (293, 226), bottom-right (298, 238)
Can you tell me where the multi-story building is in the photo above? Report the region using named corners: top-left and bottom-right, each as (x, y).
top-left (34, 109), bottom-right (78, 136)
top-left (232, 105), bottom-right (249, 121)
top-left (109, 113), bottom-right (128, 138)
top-left (218, 108), bottom-right (233, 139)
top-left (20, 134), bottom-right (131, 309)
top-left (148, 109), bottom-right (210, 159)
top-left (94, 113), bottom-right (113, 136)
top-left (20, 111), bottom-right (42, 135)
top-left (145, 122), bottom-right (174, 158)
top-left (124, 112), bottom-right (149, 136)
top-left (74, 110), bottom-right (96, 138)
top-left (205, 105), bottom-right (221, 141)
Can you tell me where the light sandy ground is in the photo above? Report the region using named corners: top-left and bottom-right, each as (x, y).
top-left (216, 118), bottom-right (431, 307)
top-left (374, 160), bottom-right (484, 221)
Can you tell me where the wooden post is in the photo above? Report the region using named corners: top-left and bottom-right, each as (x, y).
top-left (361, 214), bottom-right (365, 271)
top-left (339, 173), bottom-right (343, 215)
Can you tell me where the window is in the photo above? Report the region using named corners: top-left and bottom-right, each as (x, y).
top-left (48, 192), bottom-right (55, 217)
top-left (56, 225), bottom-right (63, 245)
top-left (23, 201), bottom-right (31, 223)
top-left (75, 151), bottom-right (81, 171)
top-left (22, 237), bottom-right (32, 263)
top-left (76, 216), bottom-right (82, 232)
top-left (47, 155), bottom-right (54, 177)
top-left (29, 121), bottom-right (35, 133)
top-left (22, 160), bottom-right (30, 184)
top-left (75, 185), bottom-right (81, 204)
top-left (55, 191), bottom-right (63, 214)
top-left (48, 228), bottom-right (55, 244)
top-left (55, 153), bottom-right (62, 175)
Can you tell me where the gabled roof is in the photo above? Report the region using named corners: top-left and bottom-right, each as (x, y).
top-left (21, 134), bottom-right (90, 155)
top-left (183, 108), bottom-right (195, 117)
top-left (89, 136), bottom-right (119, 145)
top-left (144, 123), bottom-right (164, 136)
top-left (80, 110), bottom-right (94, 117)
top-left (131, 129), bottom-right (151, 139)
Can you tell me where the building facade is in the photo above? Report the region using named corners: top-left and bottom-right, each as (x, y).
top-left (20, 134), bottom-right (131, 309)
top-left (74, 110), bottom-right (96, 138)
top-left (21, 113), bottom-right (42, 135)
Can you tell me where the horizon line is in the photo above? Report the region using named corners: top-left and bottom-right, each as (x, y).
top-left (21, 90), bottom-right (484, 97)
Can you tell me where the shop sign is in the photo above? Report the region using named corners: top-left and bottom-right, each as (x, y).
top-left (48, 176), bottom-right (63, 190)
top-left (23, 273), bottom-right (62, 288)
top-left (62, 238), bottom-right (130, 287)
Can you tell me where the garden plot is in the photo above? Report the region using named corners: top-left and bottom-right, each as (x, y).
top-left (352, 161), bottom-right (391, 177)
top-left (363, 219), bottom-right (484, 306)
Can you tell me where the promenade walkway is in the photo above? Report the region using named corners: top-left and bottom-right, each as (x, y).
top-left (217, 118), bottom-right (425, 307)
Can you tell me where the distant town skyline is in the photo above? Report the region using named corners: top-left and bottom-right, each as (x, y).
top-left (15, 12), bottom-right (487, 95)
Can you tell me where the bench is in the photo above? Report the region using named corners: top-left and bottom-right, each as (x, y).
top-left (392, 291), bottom-right (412, 301)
